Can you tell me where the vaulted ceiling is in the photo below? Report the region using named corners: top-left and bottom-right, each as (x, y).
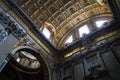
top-left (14, 0), bottom-right (112, 49)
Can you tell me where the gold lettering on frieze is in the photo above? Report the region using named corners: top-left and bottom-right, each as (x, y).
top-left (64, 30), bottom-right (120, 58)
top-left (13, 37), bottom-right (26, 48)
top-left (95, 30), bottom-right (120, 42)
top-left (64, 47), bottom-right (85, 58)
top-left (0, 1), bottom-right (53, 56)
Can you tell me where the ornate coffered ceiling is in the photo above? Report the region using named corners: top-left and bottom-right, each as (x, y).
top-left (14, 0), bottom-right (112, 49)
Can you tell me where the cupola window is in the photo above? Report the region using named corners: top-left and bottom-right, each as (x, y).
top-left (42, 27), bottom-right (51, 39)
top-left (65, 35), bottom-right (73, 44)
top-left (95, 20), bottom-right (108, 28)
top-left (79, 25), bottom-right (90, 37)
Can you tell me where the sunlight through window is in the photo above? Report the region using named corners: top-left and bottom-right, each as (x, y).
top-left (96, 20), bottom-right (108, 28)
top-left (16, 58), bottom-right (20, 62)
top-left (65, 35), bottom-right (73, 44)
top-left (42, 28), bottom-right (51, 39)
top-left (79, 25), bottom-right (90, 37)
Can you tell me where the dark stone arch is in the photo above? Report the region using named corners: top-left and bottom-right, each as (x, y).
top-left (7, 46), bottom-right (50, 80)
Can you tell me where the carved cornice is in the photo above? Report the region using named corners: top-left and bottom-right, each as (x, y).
top-left (12, 0), bottom-right (112, 48)
top-left (1, 0), bottom-right (120, 61)
top-left (63, 23), bottom-right (120, 58)
top-left (1, 0), bottom-right (58, 56)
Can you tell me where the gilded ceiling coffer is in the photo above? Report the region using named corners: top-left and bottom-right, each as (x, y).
top-left (13, 0), bottom-right (112, 50)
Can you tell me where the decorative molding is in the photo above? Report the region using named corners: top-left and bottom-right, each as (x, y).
top-left (13, 0), bottom-right (112, 48)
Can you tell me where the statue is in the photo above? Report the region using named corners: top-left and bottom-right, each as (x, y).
top-left (0, 28), bottom-right (11, 44)
top-left (81, 33), bottom-right (92, 49)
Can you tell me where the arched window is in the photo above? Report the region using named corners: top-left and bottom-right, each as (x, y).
top-left (65, 35), bottom-right (73, 44)
top-left (78, 25), bottom-right (90, 37)
top-left (42, 27), bottom-right (51, 39)
top-left (95, 20), bottom-right (108, 28)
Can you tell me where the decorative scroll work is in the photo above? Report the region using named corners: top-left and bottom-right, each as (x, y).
top-left (0, 7), bottom-right (26, 45)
